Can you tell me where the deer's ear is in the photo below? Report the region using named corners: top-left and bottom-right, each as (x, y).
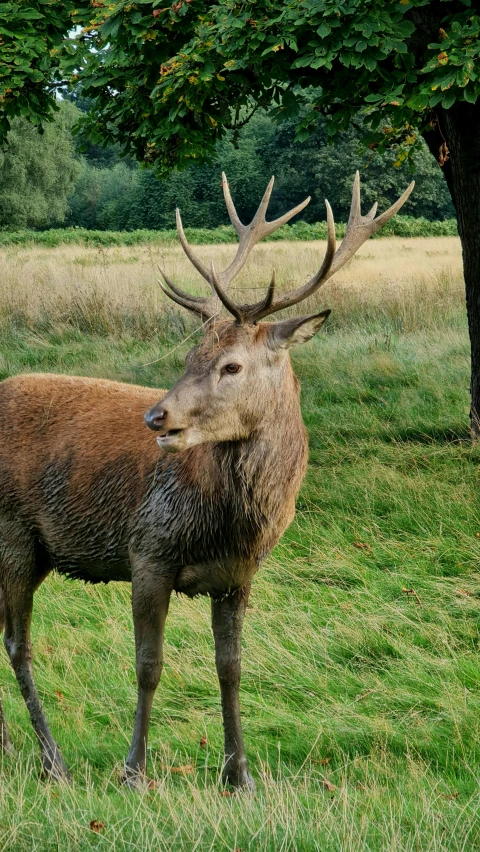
top-left (267, 310), bottom-right (331, 350)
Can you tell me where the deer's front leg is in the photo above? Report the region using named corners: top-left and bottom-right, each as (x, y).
top-left (211, 583), bottom-right (255, 792)
top-left (121, 567), bottom-right (173, 787)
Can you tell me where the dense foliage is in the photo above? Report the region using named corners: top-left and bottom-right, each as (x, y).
top-left (0, 1), bottom-right (471, 231)
top-left (0, 1), bottom-right (87, 140)
top-left (2, 2), bottom-right (478, 173)
top-left (0, 100), bottom-right (453, 233)
top-left (0, 102), bottom-right (79, 229)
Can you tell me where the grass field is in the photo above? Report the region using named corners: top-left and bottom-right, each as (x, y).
top-left (1, 237), bottom-right (480, 851)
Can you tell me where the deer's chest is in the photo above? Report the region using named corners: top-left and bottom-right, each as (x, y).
top-left (133, 477), bottom-right (268, 595)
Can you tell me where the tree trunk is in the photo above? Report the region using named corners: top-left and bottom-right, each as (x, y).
top-left (424, 101), bottom-right (480, 436)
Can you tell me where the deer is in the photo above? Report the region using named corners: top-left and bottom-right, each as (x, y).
top-left (0, 172), bottom-right (413, 789)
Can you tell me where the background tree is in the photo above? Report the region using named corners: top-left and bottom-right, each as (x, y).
top-left (0, 101), bottom-right (79, 229)
top-left (66, 110), bottom-right (454, 230)
top-left (69, 0), bottom-right (480, 431)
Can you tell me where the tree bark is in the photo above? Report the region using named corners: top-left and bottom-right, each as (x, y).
top-left (423, 102), bottom-right (480, 436)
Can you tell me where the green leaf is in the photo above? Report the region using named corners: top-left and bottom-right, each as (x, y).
top-left (100, 12), bottom-right (123, 39)
top-left (429, 91), bottom-right (445, 107)
top-left (316, 23), bottom-right (331, 39)
top-left (364, 56), bottom-right (378, 71)
top-left (463, 86), bottom-right (479, 104)
top-left (441, 90), bottom-right (456, 109)
top-left (406, 92), bottom-right (430, 109)
top-left (292, 55), bottom-right (315, 68)
top-left (310, 57), bottom-right (327, 69)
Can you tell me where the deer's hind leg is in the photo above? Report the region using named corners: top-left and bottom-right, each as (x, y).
top-left (0, 585), bottom-right (14, 755)
top-left (1, 524), bottom-right (69, 780)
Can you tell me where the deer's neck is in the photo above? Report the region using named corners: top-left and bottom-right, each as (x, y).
top-left (210, 362), bottom-right (308, 550)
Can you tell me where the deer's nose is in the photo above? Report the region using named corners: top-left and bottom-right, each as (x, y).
top-left (144, 405), bottom-right (168, 431)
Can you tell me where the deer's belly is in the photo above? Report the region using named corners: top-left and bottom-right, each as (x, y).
top-left (52, 553), bottom-right (132, 584)
top-left (173, 558), bottom-right (258, 598)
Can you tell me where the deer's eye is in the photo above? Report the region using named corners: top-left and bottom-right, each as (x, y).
top-left (223, 363), bottom-right (242, 375)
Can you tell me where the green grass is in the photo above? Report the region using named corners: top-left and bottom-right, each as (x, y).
top-left (0, 215), bottom-right (458, 248)
top-left (1, 311), bottom-right (480, 850)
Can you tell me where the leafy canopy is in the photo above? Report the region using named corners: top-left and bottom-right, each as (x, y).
top-left (69, 0), bottom-right (479, 175)
top-left (0, 2), bottom-right (90, 140)
top-left (1, 1), bottom-right (478, 177)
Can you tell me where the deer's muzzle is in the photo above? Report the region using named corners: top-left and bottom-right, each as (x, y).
top-left (144, 404), bottom-right (167, 431)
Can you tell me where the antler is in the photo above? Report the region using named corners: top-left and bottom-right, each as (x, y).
top-left (159, 171), bottom-right (414, 323)
top-left (158, 171), bottom-right (311, 320)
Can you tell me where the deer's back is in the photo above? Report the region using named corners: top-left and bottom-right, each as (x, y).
top-left (0, 373), bottom-right (165, 582)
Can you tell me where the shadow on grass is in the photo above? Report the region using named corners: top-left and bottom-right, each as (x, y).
top-left (386, 425), bottom-right (471, 444)
top-left (327, 424), bottom-right (471, 445)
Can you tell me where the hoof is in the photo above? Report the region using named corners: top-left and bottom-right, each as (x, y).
top-left (119, 766), bottom-right (148, 790)
top-left (222, 766), bottom-right (256, 794)
top-left (41, 751), bottom-right (71, 783)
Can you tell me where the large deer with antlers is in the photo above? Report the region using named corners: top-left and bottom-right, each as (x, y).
top-left (0, 173), bottom-right (413, 788)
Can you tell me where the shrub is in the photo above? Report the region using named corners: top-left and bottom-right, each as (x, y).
top-left (0, 216), bottom-right (458, 248)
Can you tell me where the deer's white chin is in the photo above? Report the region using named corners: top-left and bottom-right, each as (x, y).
top-left (156, 428), bottom-right (203, 453)
top-left (156, 430), bottom-right (185, 453)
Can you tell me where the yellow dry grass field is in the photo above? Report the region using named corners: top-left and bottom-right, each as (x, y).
top-left (0, 236), bottom-right (463, 333)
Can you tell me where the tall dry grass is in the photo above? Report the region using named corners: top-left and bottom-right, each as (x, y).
top-left (0, 237), bottom-right (464, 338)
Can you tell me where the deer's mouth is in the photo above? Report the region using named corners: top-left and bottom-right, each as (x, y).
top-left (156, 428), bottom-right (186, 451)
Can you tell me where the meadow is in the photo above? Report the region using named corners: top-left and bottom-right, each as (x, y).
top-left (1, 235), bottom-right (480, 851)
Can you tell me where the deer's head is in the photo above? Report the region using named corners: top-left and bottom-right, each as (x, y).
top-left (145, 172), bottom-right (413, 452)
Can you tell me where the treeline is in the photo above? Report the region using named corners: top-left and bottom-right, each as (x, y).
top-left (0, 102), bottom-right (454, 233)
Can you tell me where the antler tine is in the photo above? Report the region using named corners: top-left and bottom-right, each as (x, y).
top-left (328, 171), bottom-right (414, 277)
top-left (252, 176), bottom-right (275, 227)
top-left (158, 278), bottom-right (202, 315)
top-left (348, 170), bottom-right (361, 227)
top-left (264, 269), bottom-right (276, 311)
top-left (210, 262), bottom-right (243, 323)
top-left (158, 268), bottom-right (215, 319)
top-left (222, 171), bottom-right (244, 234)
top-left (216, 175), bottom-right (311, 289)
top-left (176, 208), bottom-right (212, 284)
top-left (262, 195), bottom-right (311, 238)
top-left (372, 180), bottom-right (415, 230)
top-left (238, 268), bottom-right (277, 324)
top-left (241, 200), bottom-right (336, 321)
top-left (157, 265), bottom-right (210, 306)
